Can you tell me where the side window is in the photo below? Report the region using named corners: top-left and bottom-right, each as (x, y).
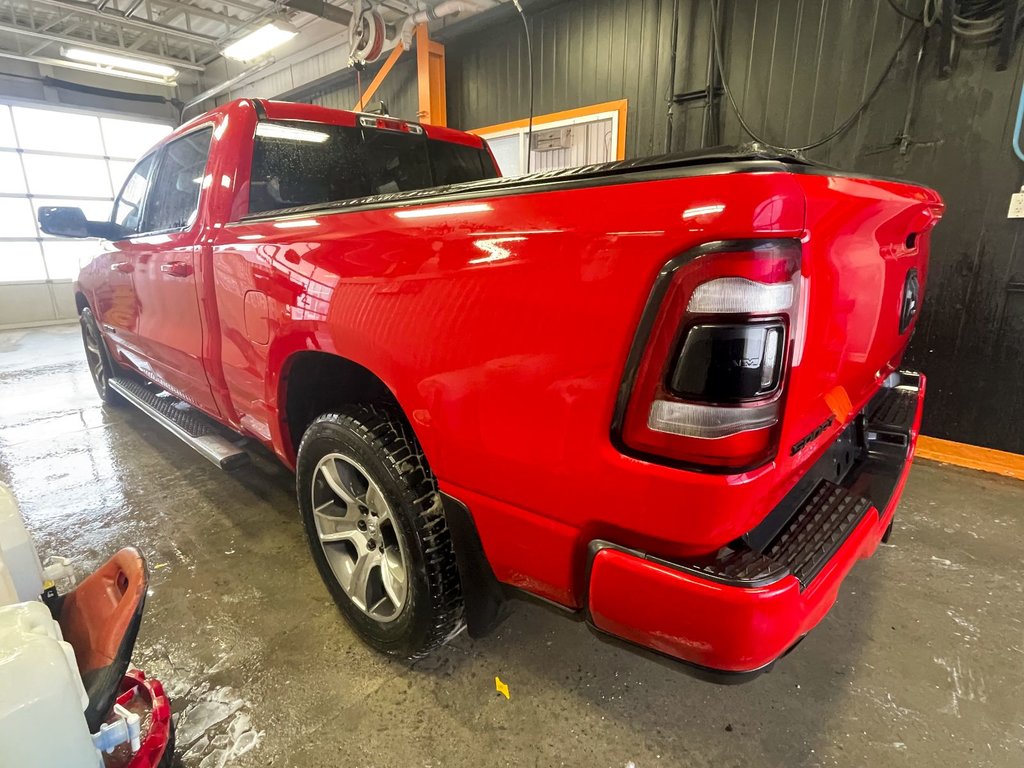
top-left (113, 153), bottom-right (155, 236)
top-left (142, 127), bottom-right (213, 233)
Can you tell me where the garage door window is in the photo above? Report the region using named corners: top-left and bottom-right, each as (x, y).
top-left (0, 101), bottom-right (171, 283)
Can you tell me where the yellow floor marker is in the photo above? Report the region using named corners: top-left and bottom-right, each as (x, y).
top-left (495, 676), bottom-right (510, 700)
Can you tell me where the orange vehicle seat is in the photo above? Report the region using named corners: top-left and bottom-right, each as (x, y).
top-left (54, 547), bottom-right (148, 732)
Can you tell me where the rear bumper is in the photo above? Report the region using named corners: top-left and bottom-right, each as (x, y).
top-left (586, 371), bottom-right (925, 679)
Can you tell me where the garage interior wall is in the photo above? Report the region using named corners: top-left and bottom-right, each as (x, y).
top-left (292, 0), bottom-right (1024, 456)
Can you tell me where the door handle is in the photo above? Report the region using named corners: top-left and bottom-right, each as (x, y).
top-left (161, 261), bottom-right (194, 277)
top-left (110, 261), bottom-right (133, 273)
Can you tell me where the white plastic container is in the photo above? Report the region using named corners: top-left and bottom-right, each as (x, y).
top-left (0, 601), bottom-right (100, 768)
top-left (0, 559), bottom-right (17, 607)
top-left (0, 482), bottom-right (44, 605)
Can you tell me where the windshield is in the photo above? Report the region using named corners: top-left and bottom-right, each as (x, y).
top-left (248, 120), bottom-right (498, 215)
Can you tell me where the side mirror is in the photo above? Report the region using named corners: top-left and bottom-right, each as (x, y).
top-left (38, 207), bottom-right (124, 240)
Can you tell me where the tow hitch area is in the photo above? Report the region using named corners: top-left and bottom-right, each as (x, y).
top-left (587, 371), bottom-right (925, 678)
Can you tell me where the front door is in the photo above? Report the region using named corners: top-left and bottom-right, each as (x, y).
top-left (128, 126), bottom-right (220, 417)
top-left (95, 153), bottom-right (156, 357)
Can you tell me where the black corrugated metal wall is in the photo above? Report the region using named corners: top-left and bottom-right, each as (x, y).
top-left (302, 0), bottom-right (1024, 454)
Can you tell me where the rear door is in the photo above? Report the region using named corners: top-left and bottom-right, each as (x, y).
top-left (128, 126), bottom-right (220, 416)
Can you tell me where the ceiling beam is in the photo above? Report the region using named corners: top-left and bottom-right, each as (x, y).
top-left (139, 0), bottom-right (244, 27)
top-left (285, 0), bottom-right (351, 26)
top-left (0, 19), bottom-right (206, 69)
top-left (200, 0), bottom-right (266, 15)
top-left (19, 0), bottom-right (218, 45)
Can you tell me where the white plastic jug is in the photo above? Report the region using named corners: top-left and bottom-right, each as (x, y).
top-left (0, 601), bottom-right (100, 768)
top-left (0, 483), bottom-right (43, 605)
top-left (0, 559), bottom-right (17, 606)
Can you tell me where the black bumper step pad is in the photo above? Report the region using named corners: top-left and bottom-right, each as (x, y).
top-left (668, 478), bottom-right (873, 591)
top-left (664, 374), bottom-right (919, 592)
top-left (866, 381), bottom-right (920, 433)
top-left (763, 480), bottom-right (873, 588)
top-left (661, 547), bottom-right (788, 589)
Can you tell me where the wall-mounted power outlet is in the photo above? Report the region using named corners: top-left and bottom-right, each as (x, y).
top-left (1009, 191), bottom-right (1024, 218)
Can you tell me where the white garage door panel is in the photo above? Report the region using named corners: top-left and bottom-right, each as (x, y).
top-left (0, 283), bottom-right (57, 328)
top-left (0, 100), bottom-right (171, 328)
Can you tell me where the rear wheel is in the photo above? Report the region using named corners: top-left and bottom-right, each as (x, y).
top-left (296, 406), bottom-right (464, 658)
top-left (79, 307), bottom-right (123, 405)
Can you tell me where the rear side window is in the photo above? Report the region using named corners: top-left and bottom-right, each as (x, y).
top-left (142, 127), bottom-right (213, 233)
top-left (248, 120), bottom-right (498, 216)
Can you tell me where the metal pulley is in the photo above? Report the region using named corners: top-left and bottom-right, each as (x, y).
top-left (349, 0), bottom-right (387, 66)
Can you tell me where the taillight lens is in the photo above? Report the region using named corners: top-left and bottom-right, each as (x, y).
top-left (615, 240), bottom-right (802, 472)
top-left (669, 321), bottom-right (785, 401)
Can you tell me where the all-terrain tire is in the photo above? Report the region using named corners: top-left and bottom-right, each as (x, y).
top-left (296, 405), bottom-right (465, 658)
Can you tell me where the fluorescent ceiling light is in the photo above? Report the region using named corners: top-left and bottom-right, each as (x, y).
top-left (255, 122), bottom-right (330, 143)
top-left (63, 47), bottom-right (177, 78)
top-left (222, 21), bottom-right (298, 62)
top-left (48, 59), bottom-right (176, 85)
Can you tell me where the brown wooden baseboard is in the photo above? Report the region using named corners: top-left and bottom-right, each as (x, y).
top-left (917, 436), bottom-right (1024, 481)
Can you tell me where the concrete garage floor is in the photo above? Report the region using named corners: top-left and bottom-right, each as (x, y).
top-left (1, 324), bottom-right (1022, 768)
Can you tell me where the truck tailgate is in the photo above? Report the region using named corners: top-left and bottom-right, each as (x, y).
top-left (783, 173), bottom-right (943, 468)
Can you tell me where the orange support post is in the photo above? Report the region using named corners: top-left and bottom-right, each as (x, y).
top-left (415, 23), bottom-right (447, 126)
top-left (352, 42), bottom-right (406, 112)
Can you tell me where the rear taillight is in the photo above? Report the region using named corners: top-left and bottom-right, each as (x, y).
top-left (614, 240), bottom-right (802, 472)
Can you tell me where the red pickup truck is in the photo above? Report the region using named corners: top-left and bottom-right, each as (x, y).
top-left (41, 98), bottom-right (943, 679)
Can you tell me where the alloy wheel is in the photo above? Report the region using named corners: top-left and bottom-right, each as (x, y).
top-left (310, 452), bottom-right (409, 622)
top-left (81, 316), bottom-right (108, 393)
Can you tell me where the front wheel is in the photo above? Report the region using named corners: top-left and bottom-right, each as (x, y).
top-left (79, 307), bottom-right (123, 405)
top-left (296, 406), bottom-right (464, 658)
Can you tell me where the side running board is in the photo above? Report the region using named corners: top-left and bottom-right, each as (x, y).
top-left (108, 378), bottom-right (250, 470)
